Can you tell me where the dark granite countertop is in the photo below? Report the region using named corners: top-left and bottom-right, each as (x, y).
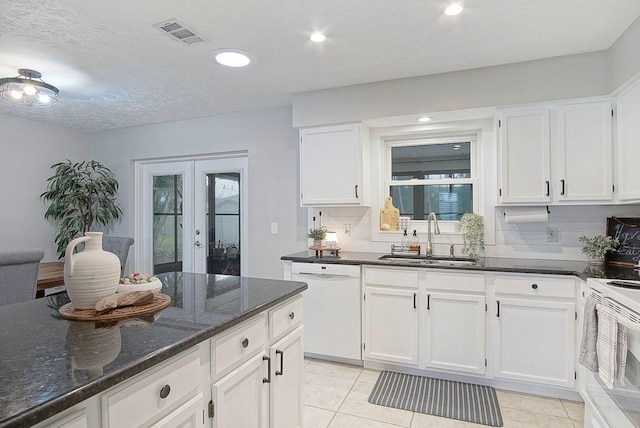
top-left (0, 272), bottom-right (307, 428)
top-left (281, 251), bottom-right (640, 281)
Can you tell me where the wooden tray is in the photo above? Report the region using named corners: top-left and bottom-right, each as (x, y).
top-left (59, 293), bottom-right (171, 321)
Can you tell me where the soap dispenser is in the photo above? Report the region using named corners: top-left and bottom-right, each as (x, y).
top-left (410, 230), bottom-right (420, 254)
top-left (400, 229), bottom-right (409, 251)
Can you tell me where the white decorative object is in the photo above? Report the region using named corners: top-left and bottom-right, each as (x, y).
top-left (64, 232), bottom-right (120, 309)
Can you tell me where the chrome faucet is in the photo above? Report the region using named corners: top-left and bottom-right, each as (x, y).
top-left (426, 212), bottom-right (440, 256)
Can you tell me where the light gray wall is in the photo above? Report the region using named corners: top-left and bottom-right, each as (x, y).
top-left (89, 106), bottom-right (307, 280)
top-left (0, 113), bottom-right (90, 261)
top-left (292, 51), bottom-right (610, 127)
top-left (610, 15), bottom-right (640, 92)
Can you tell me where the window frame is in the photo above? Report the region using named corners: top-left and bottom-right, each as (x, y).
top-left (385, 134), bottom-right (478, 224)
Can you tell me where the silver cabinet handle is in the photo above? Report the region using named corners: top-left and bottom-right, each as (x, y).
top-left (275, 349), bottom-right (284, 376)
top-left (262, 356), bottom-right (271, 383)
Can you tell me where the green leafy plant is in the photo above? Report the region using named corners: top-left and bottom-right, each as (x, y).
top-left (41, 160), bottom-right (122, 259)
top-left (460, 213), bottom-right (485, 261)
top-left (307, 227), bottom-right (327, 240)
top-left (579, 235), bottom-right (619, 259)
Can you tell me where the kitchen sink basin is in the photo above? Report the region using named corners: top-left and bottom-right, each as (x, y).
top-left (378, 254), bottom-right (477, 266)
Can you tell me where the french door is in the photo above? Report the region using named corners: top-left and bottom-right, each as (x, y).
top-left (136, 156), bottom-right (248, 275)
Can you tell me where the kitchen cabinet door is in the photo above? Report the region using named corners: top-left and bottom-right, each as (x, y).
top-left (556, 101), bottom-right (613, 202)
top-left (211, 352), bottom-right (269, 428)
top-left (498, 109), bottom-right (551, 203)
top-left (424, 292), bottom-right (486, 374)
top-left (299, 123), bottom-right (370, 206)
top-left (269, 326), bottom-right (303, 428)
top-left (616, 81), bottom-right (640, 202)
top-left (364, 287), bottom-right (418, 365)
top-left (491, 298), bottom-right (575, 388)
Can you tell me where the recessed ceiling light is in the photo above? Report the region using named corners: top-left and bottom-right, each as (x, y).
top-left (444, 3), bottom-right (464, 16)
top-left (417, 116), bottom-right (432, 123)
top-left (310, 32), bottom-right (326, 43)
top-left (210, 49), bottom-right (253, 67)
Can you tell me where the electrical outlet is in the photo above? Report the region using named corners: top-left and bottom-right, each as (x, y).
top-left (343, 224), bottom-right (351, 237)
top-left (546, 226), bottom-right (558, 242)
top-left (270, 222), bottom-right (278, 234)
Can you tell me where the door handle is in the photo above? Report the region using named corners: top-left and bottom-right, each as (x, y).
top-left (413, 293), bottom-right (417, 309)
top-left (355, 185), bottom-right (359, 199)
top-left (275, 349), bottom-right (284, 376)
top-left (195, 241), bottom-right (203, 247)
top-left (496, 300), bottom-right (500, 318)
top-left (545, 181), bottom-right (550, 197)
top-left (427, 294), bottom-right (430, 310)
top-left (560, 179), bottom-right (565, 196)
top-left (262, 355), bottom-right (271, 383)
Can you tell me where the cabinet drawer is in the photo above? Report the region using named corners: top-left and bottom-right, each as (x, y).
top-left (212, 314), bottom-right (268, 376)
top-left (270, 295), bottom-right (303, 340)
top-left (427, 270), bottom-right (485, 293)
top-left (103, 347), bottom-right (201, 428)
top-left (364, 267), bottom-right (419, 288)
top-left (494, 275), bottom-right (575, 299)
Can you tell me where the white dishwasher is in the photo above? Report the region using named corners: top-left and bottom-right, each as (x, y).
top-left (290, 262), bottom-right (362, 363)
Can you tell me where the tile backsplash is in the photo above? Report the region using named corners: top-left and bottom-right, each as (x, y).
top-left (308, 205), bottom-right (640, 261)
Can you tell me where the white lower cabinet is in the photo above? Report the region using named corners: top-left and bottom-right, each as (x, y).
top-left (151, 394), bottom-right (205, 428)
top-left (490, 275), bottom-right (576, 388)
top-left (212, 352), bottom-right (269, 428)
top-left (269, 326), bottom-right (304, 428)
top-left (424, 270), bottom-right (486, 375)
top-left (425, 291), bottom-right (486, 374)
top-left (364, 286), bottom-right (419, 365)
top-left (210, 295), bottom-right (304, 428)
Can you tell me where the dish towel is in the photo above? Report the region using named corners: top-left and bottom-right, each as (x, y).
top-left (579, 295), bottom-right (599, 372)
top-left (617, 325), bottom-right (629, 386)
top-left (596, 304), bottom-right (618, 389)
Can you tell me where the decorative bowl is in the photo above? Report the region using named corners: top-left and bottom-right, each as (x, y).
top-left (116, 278), bottom-right (162, 294)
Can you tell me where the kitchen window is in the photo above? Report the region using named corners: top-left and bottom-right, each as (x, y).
top-left (386, 135), bottom-right (477, 222)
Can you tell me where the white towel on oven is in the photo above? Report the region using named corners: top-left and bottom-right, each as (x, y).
top-left (579, 295), bottom-right (599, 372)
top-left (617, 325), bottom-right (628, 386)
top-left (597, 304), bottom-right (618, 389)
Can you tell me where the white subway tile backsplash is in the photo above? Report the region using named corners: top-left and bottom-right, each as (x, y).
top-left (307, 204), bottom-right (640, 260)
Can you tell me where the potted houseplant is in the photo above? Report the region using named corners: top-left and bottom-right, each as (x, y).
top-left (579, 234), bottom-right (619, 265)
top-left (460, 212), bottom-right (485, 262)
top-left (307, 226), bottom-right (327, 247)
top-left (213, 240), bottom-right (225, 257)
top-left (41, 160), bottom-right (122, 259)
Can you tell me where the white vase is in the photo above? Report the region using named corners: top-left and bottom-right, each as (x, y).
top-left (64, 232), bottom-right (120, 309)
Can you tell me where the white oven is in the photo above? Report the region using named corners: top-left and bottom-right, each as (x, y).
top-left (582, 278), bottom-right (640, 428)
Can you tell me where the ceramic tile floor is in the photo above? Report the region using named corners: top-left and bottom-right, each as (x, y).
top-left (303, 358), bottom-right (585, 428)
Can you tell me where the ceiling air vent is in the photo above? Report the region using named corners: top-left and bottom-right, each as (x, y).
top-left (153, 19), bottom-right (205, 45)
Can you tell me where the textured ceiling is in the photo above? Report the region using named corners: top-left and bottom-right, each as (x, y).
top-left (1, 0), bottom-right (639, 133)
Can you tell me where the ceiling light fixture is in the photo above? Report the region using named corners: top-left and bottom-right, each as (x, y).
top-left (0, 69), bottom-right (59, 107)
top-left (417, 116), bottom-right (432, 122)
top-left (210, 49), bottom-right (253, 67)
top-left (310, 32), bottom-right (326, 43)
top-left (444, 3), bottom-right (464, 16)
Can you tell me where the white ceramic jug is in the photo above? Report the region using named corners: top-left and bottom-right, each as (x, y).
top-left (64, 232), bottom-right (120, 309)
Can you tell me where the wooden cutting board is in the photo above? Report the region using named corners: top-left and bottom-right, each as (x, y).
top-left (59, 294), bottom-right (171, 321)
top-left (380, 196), bottom-right (400, 230)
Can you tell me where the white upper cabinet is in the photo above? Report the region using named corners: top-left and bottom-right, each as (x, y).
top-left (498, 109), bottom-right (551, 204)
top-left (616, 82), bottom-right (640, 203)
top-left (498, 101), bottom-right (614, 205)
top-left (556, 101), bottom-right (613, 203)
top-left (299, 123), bottom-right (370, 206)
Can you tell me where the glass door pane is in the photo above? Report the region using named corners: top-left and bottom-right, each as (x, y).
top-left (207, 173), bottom-right (241, 275)
top-left (153, 175), bottom-right (184, 273)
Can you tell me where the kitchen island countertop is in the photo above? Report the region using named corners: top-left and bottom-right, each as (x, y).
top-left (0, 272), bottom-right (307, 428)
top-left (281, 251), bottom-right (638, 280)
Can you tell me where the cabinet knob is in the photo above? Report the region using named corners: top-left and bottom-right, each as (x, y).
top-left (289, 311), bottom-right (295, 320)
top-left (532, 283), bottom-right (538, 290)
top-left (242, 338), bottom-right (249, 348)
top-left (159, 384), bottom-right (171, 399)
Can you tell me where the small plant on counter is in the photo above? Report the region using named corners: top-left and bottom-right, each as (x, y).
top-left (307, 226), bottom-right (327, 241)
top-left (460, 213), bottom-right (485, 261)
top-left (579, 235), bottom-right (619, 263)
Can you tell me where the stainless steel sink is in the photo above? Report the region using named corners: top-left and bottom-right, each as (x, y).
top-left (378, 254), bottom-right (477, 266)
